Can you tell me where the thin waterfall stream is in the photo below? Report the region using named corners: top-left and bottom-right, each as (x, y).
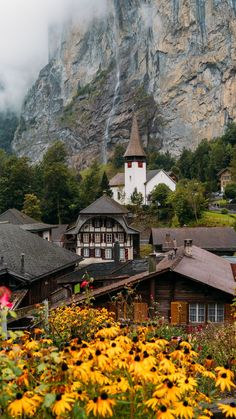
top-left (102, 5), bottom-right (120, 164)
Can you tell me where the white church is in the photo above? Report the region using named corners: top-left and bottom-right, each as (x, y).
top-left (109, 114), bottom-right (176, 205)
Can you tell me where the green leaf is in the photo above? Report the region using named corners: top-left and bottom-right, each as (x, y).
top-left (72, 403), bottom-right (87, 419)
top-left (43, 393), bottom-right (56, 408)
top-left (8, 310), bottom-right (17, 318)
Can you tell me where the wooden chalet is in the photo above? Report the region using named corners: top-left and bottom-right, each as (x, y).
top-left (65, 195), bottom-right (140, 261)
top-left (0, 224), bottom-right (81, 308)
top-left (150, 227), bottom-right (236, 256)
top-left (60, 240), bottom-right (235, 325)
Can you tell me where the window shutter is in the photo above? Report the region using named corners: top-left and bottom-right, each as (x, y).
top-left (225, 304), bottom-right (233, 323)
top-left (92, 219), bottom-right (95, 227)
top-left (104, 234), bottom-right (106, 243)
top-left (125, 249), bottom-right (129, 260)
top-left (101, 249), bottom-right (105, 260)
top-left (81, 248), bottom-right (84, 257)
top-left (171, 302), bottom-right (188, 325)
top-left (80, 234), bottom-right (83, 243)
top-left (90, 248), bottom-right (95, 258)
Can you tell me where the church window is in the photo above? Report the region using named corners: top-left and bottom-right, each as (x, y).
top-left (95, 233), bottom-right (101, 243)
top-left (129, 176), bottom-right (132, 182)
top-left (127, 162), bottom-right (132, 168)
top-left (106, 233), bottom-right (113, 243)
top-left (138, 161), bottom-right (143, 168)
top-left (83, 233), bottom-right (89, 243)
top-left (118, 192), bottom-right (121, 200)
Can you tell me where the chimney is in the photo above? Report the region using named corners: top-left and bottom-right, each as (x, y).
top-left (21, 253), bottom-right (25, 273)
top-left (184, 239), bottom-right (193, 257)
top-left (148, 253), bottom-right (157, 273)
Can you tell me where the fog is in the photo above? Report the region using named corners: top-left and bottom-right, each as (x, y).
top-left (0, 0), bottom-right (108, 112)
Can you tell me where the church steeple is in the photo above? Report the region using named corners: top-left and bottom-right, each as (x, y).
top-left (124, 114), bottom-right (146, 159)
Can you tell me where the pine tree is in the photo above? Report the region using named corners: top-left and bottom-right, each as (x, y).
top-left (99, 172), bottom-right (113, 197)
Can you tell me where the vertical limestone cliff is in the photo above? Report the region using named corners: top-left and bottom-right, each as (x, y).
top-left (13, 0), bottom-right (236, 168)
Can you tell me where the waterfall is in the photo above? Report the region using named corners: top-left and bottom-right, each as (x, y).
top-left (102, 4), bottom-right (120, 164)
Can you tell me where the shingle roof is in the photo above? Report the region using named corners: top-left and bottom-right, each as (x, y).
top-left (109, 170), bottom-right (165, 187)
top-left (0, 224), bottom-right (81, 281)
top-left (124, 114), bottom-right (146, 158)
top-left (150, 227), bottom-right (236, 251)
top-left (0, 208), bottom-right (55, 232)
top-left (80, 195), bottom-right (128, 215)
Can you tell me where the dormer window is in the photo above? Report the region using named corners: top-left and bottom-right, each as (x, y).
top-left (127, 162), bottom-right (132, 168)
top-left (138, 161), bottom-right (143, 168)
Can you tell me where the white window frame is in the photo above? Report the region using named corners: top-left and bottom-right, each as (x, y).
top-left (189, 303), bottom-right (205, 323)
top-left (95, 233), bottom-right (101, 243)
top-left (105, 248), bottom-right (112, 260)
top-left (207, 304), bottom-right (224, 323)
top-left (83, 248), bottom-right (89, 258)
top-left (95, 248), bottom-right (101, 258)
top-left (106, 233), bottom-right (113, 243)
top-left (83, 233), bottom-right (89, 243)
top-left (117, 233), bottom-right (124, 243)
top-left (120, 248), bottom-right (125, 260)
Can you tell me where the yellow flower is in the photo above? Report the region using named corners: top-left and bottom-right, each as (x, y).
top-left (51, 393), bottom-right (75, 417)
top-left (178, 376), bottom-right (198, 393)
top-left (157, 405), bottom-right (175, 419)
top-left (218, 402), bottom-right (236, 418)
top-left (215, 372), bottom-right (236, 392)
top-left (154, 380), bottom-right (182, 402)
top-left (86, 393), bottom-right (116, 417)
top-left (174, 400), bottom-right (194, 419)
top-left (8, 393), bottom-right (39, 417)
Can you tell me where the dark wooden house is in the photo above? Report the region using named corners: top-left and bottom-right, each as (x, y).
top-left (150, 227), bottom-right (236, 256)
top-left (62, 241), bottom-right (235, 325)
top-left (0, 224), bottom-right (81, 308)
top-left (65, 195), bottom-right (140, 261)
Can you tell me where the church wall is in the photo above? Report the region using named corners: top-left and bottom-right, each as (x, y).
top-left (124, 161), bottom-right (147, 203)
top-left (146, 170), bottom-right (176, 197)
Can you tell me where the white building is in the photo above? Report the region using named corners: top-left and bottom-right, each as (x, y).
top-left (110, 114), bottom-right (176, 205)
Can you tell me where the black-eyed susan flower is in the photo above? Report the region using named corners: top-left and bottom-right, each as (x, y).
top-left (174, 400), bottom-right (194, 419)
top-left (178, 376), bottom-right (198, 393)
top-left (156, 405), bottom-right (175, 419)
top-left (215, 372), bottom-right (235, 392)
top-left (218, 402), bottom-right (236, 418)
top-left (51, 393), bottom-right (75, 417)
top-left (8, 393), bottom-right (39, 417)
top-left (86, 393), bottom-right (115, 417)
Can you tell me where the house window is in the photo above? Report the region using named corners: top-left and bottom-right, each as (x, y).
top-left (95, 248), bottom-right (101, 258)
top-left (128, 162), bottom-right (132, 168)
top-left (189, 303), bottom-right (205, 323)
top-left (83, 248), bottom-right (89, 258)
top-left (105, 248), bottom-right (112, 259)
top-left (106, 219), bottom-right (112, 228)
top-left (94, 219), bottom-right (101, 228)
top-left (208, 304), bottom-right (224, 322)
top-left (138, 161), bottom-right (143, 168)
top-left (120, 248), bottom-right (125, 260)
top-left (117, 233), bottom-right (124, 243)
top-left (83, 233), bottom-right (89, 243)
top-left (95, 233), bottom-right (101, 243)
top-left (118, 192), bottom-right (121, 200)
top-left (106, 233), bottom-right (113, 243)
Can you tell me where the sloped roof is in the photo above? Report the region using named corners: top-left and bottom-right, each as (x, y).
top-left (109, 172), bottom-right (124, 187)
top-left (0, 208), bottom-right (55, 232)
top-left (124, 114), bottom-right (146, 158)
top-left (150, 227), bottom-right (236, 251)
top-left (80, 195), bottom-right (128, 215)
top-left (0, 224), bottom-right (81, 281)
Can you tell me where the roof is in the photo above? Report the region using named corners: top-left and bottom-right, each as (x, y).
top-left (0, 208), bottom-right (55, 232)
top-left (217, 168), bottom-right (231, 176)
top-left (51, 224), bottom-right (68, 243)
top-left (109, 170), bottom-right (176, 187)
top-left (124, 114), bottom-right (146, 158)
top-left (80, 195), bottom-right (128, 215)
top-left (57, 245), bottom-right (235, 307)
top-left (150, 227), bottom-right (236, 251)
top-left (155, 245), bottom-right (235, 295)
top-left (0, 224), bottom-right (81, 281)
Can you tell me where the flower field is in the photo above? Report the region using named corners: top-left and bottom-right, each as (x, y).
top-left (0, 306), bottom-right (235, 418)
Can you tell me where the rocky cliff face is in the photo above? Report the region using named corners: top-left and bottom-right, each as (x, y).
top-left (13, 0), bottom-right (236, 168)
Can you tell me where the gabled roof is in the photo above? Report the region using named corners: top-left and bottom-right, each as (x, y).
top-left (124, 114), bottom-right (146, 158)
top-left (150, 227), bottom-right (236, 251)
top-left (80, 195), bottom-right (128, 215)
top-left (0, 224), bottom-right (81, 281)
top-left (0, 208), bottom-right (55, 232)
top-left (109, 170), bottom-right (176, 187)
top-left (217, 168), bottom-right (231, 177)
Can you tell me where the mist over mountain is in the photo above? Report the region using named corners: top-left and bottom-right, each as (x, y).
top-left (8, 0), bottom-right (236, 167)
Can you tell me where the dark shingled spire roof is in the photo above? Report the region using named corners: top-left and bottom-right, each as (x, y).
top-left (124, 114), bottom-right (146, 158)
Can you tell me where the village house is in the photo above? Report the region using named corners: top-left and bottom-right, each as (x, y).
top-left (149, 227), bottom-right (236, 256)
top-left (109, 114), bottom-right (176, 205)
top-left (61, 240), bottom-right (235, 325)
top-left (0, 223), bottom-right (81, 308)
top-left (0, 208), bottom-right (55, 241)
top-left (64, 195), bottom-right (140, 261)
top-left (218, 168), bottom-right (232, 192)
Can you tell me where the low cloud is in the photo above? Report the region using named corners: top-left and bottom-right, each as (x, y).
top-left (0, 0), bottom-right (108, 113)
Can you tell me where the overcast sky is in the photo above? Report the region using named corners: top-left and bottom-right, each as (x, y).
top-left (0, 0), bottom-right (108, 112)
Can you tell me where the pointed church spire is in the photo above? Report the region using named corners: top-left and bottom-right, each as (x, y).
top-left (124, 114), bottom-right (146, 158)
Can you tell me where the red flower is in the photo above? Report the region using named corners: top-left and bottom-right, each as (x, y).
top-left (81, 281), bottom-right (89, 289)
top-left (0, 286), bottom-right (13, 309)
